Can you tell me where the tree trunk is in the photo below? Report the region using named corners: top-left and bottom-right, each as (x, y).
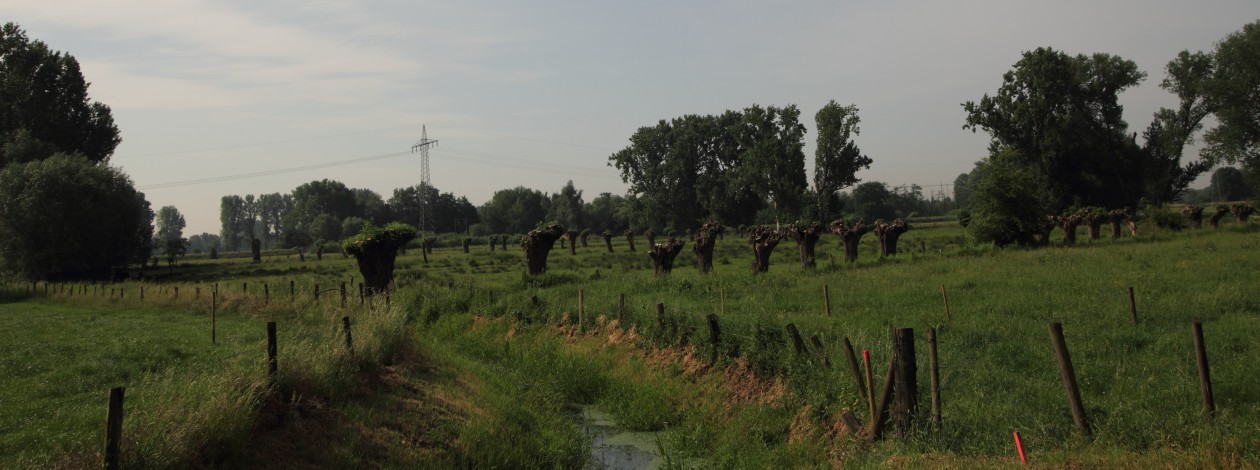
top-left (580, 233), bottom-right (590, 248)
top-left (1035, 216), bottom-right (1056, 246)
top-left (501, 237), bottom-right (508, 251)
top-left (1209, 208), bottom-right (1228, 229)
top-left (523, 225), bottom-right (564, 275)
top-left (463, 239), bottom-right (470, 253)
top-left (356, 248), bottom-right (400, 294)
top-left (603, 234), bottom-right (614, 252)
top-left (489, 239), bottom-right (496, 252)
top-left (785, 222), bottom-right (821, 269)
top-left (316, 246), bottom-right (323, 260)
top-left (830, 220), bottom-right (869, 263)
top-left (873, 219), bottom-right (910, 257)
top-left (1109, 220), bottom-right (1122, 239)
top-left (1184, 206), bottom-right (1204, 229)
top-left (1085, 221), bottom-right (1102, 241)
top-left (749, 226), bottom-right (782, 273)
top-left (1056, 215), bottom-right (1082, 245)
top-left (693, 221), bottom-right (721, 273)
top-left (566, 232), bottom-right (578, 255)
top-left (625, 232), bottom-right (636, 252)
top-left (251, 238), bottom-right (262, 263)
top-left (649, 239), bottom-right (685, 274)
top-left (1232, 205), bottom-right (1255, 223)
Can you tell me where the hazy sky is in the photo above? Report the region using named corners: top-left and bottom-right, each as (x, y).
top-left (8, 1), bottom-right (1258, 234)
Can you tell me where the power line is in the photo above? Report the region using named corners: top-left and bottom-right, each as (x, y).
top-left (115, 124), bottom-right (421, 160)
top-left (137, 151), bottom-right (412, 190)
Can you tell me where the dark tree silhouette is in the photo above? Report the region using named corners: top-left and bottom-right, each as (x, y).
top-left (692, 221), bottom-right (722, 273)
top-left (749, 225), bottom-right (783, 273)
top-left (343, 223), bottom-right (417, 294)
top-left (873, 219), bottom-right (911, 257)
top-left (784, 221), bottom-right (823, 269)
top-left (522, 223), bottom-right (564, 275)
top-left (830, 219), bottom-right (869, 263)
top-left (649, 238), bottom-right (685, 274)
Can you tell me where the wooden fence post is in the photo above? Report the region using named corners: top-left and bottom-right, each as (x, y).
top-left (342, 316), bottom-right (354, 355)
top-left (104, 386), bottom-right (125, 470)
top-left (843, 337), bottom-right (866, 402)
top-left (928, 327), bottom-right (942, 431)
top-left (1127, 287), bottom-right (1138, 325)
top-left (863, 349), bottom-right (876, 422)
top-left (893, 328), bottom-right (918, 438)
top-left (1048, 322), bottom-right (1090, 437)
top-left (823, 285), bottom-right (832, 317)
top-left (290, 280), bottom-right (295, 302)
top-left (786, 323), bottom-right (806, 356)
top-left (211, 290), bottom-right (217, 344)
top-left (868, 353), bottom-right (897, 441)
top-left (1192, 321), bottom-right (1215, 422)
top-left (267, 322), bottom-right (278, 389)
top-left (706, 313), bottom-right (721, 364)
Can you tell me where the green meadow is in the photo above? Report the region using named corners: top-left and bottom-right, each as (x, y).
top-left (3, 220), bottom-right (1259, 468)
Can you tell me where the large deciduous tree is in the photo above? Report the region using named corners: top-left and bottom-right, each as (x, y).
top-left (963, 47), bottom-right (1151, 211)
top-left (609, 104), bottom-right (809, 229)
top-left (285, 179), bottom-right (360, 237)
top-left (0, 154), bottom-right (153, 280)
top-left (155, 206), bottom-right (186, 242)
top-left (813, 101), bottom-right (872, 223)
top-left (0, 23), bottom-right (120, 167)
top-left (1203, 20), bottom-right (1260, 173)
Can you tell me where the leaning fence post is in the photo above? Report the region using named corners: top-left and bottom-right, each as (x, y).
top-left (342, 316), bottom-right (355, 355)
top-left (941, 285), bottom-right (952, 321)
top-left (104, 386), bottom-right (125, 470)
top-left (843, 337), bottom-right (866, 402)
top-left (1048, 322), bottom-right (1090, 437)
top-left (786, 323), bottom-right (806, 356)
top-left (823, 285), bottom-right (832, 317)
top-left (267, 322), bottom-right (278, 389)
top-left (1192, 321), bottom-right (1215, 422)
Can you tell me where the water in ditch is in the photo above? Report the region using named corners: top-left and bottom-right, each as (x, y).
top-left (576, 405), bottom-right (666, 470)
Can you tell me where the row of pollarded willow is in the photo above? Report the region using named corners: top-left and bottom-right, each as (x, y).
top-left (1183, 204), bottom-right (1256, 229)
top-left (1041, 207), bottom-right (1138, 246)
top-left (516, 219), bottom-right (916, 277)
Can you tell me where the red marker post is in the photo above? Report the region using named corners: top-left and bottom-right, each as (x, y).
top-left (863, 349), bottom-right (876, 422)
top-left (1013, 431), bottom-right (1028, 465)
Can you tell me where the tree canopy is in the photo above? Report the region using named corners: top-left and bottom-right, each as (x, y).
top-left (1203, 20), bottom-right (1260, 174)
top-left (0, 23), bottom-right (120, 167)
top-left (0, 154), bottom-right (153, 280)
top-left (609, 104), bottom-right (808, 229)
top-left (813, 101), bottom-right (872, 222)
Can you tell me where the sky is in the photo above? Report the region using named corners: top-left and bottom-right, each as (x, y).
top-left (7, 1), bottom-right (1259, 235)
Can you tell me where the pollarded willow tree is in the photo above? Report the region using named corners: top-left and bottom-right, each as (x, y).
top-left (872, 219), bottom-right (911, 257)
top-left (692, 221), bottom-right (722, 273)
top-left (1209, 206), bottom-right (1229, 228)
top-left (565, 229), bottom-right (579, 255)
top-left (342, 223), bottom-right (417, 294)
top-left (1108, 208), bottom-right (1137, 238)
top-left (1183, 205), bottom-right (1205, 229)
top-left (624, 229), bottom-right (636, 252)
top-left (1054, 212), bottom-right (1083, 245)
top-left (1232, 204), bottom-right (1255, 223)
top-left (522, 223), bottom-right (564, 275)
top-left (784, 221), bottom-right (823, 269)
top-left (649, 238), bottom-right (685, 274)
top-left (830, 219), bottom-right (869, 263)
top-left (1078, 207), bottom-right (1107, 241)
top-left (749, 225), bottom-right (783, 273)
top-left (602, 229), bottom-right (614, 252)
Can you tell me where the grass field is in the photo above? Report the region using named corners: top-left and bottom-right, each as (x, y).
top-left (3, 219), bottom-right (1258, 467)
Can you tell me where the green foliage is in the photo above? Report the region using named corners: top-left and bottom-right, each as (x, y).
top-left (964, 46), bottom-right (1209, 210)
top-left (0, 154), bottom-right (153, 280)
top-left (966, 150), bottom-right (1052, 246)
top-left (609, 105), bottom-right (807, 229)
top-left (478, 186), bottom-right (551, 234)
top-left (1147, 205), bottom-right (1187, 231)
top-left (0, 23), bottom-right (120, 167)
top-left (1203, 20), bottom-right (1260, 168)
top-left (813, 101), bottom-right (871, 222)
top-left (155, 205), bottom-right (186, 242)
top-left (342, 222), bottom-right (418, 256)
